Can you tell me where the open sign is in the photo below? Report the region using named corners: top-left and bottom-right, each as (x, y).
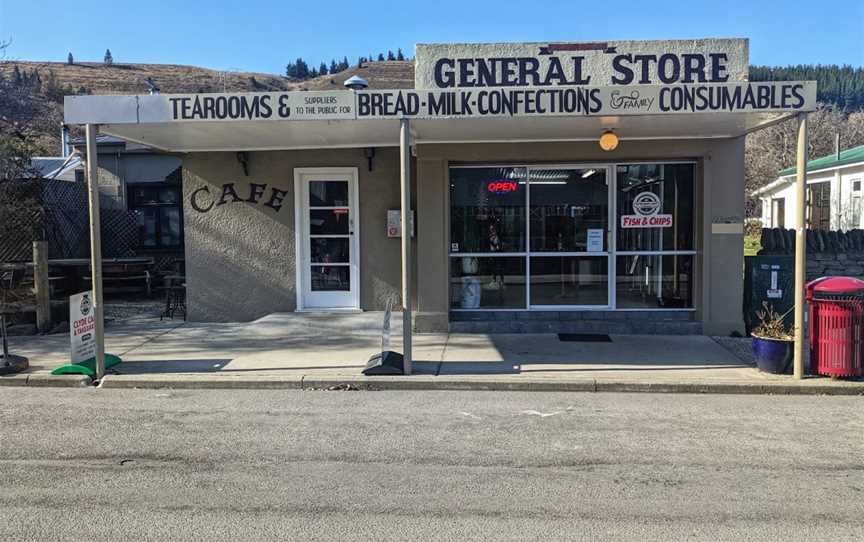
top-left (487, 181), bottom-right (518, 193)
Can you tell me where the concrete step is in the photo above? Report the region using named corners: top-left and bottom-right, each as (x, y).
top-left (449, 319), bottom-right (703, 335)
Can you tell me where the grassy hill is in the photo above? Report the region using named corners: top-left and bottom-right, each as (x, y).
top-left (0, 59), bottom-right (414, 154)
top-left (0, 60), bottom-right (295, 95)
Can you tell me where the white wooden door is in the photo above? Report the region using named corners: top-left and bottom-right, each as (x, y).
top-left (295, 168), bottom-right (360, 310)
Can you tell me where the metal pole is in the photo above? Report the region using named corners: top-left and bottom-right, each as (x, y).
top-left (793, 113), bottom-right (808, 380)
top-left (85, 124), bottom-right (106, 380)
top-left (400, 119), bottom-right (413, 375)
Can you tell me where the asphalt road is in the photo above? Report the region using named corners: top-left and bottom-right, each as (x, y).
top-left (0, 388), bottom-right (862, 541)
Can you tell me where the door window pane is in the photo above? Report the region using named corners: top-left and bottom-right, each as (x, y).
top-left (450, 257), bottom-right (526, 309)
top-left (530, 257), bottom-right (608, 306)
top-left (310, 209), bottom-right (349, 235)
top-left (450, 167), bottom-right (526, 253)
top-left (311, 265), bottom-right (350, 291)
top-left (529, 168), bottom-right (608, 252)
top-left (617, 164), bottom-right (694, 251)
top-left (309, 181), bottom-right (349, 207)
top-left (616, 255), bottom-right (694, 308)
top-left (310, 237), bottom-right (349, 264)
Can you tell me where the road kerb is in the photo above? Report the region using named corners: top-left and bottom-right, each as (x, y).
top-left (0, 373), bottom-right (92, 387)
top-left (98, 373), bottom-right (304, 390)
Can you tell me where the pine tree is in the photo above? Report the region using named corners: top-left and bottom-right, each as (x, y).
top-left (12, 65), bottom-right (21, 85)
top-left (318, 61), bottom-right (328, 76)
top-left (340, 56), bottom-right (349, 71)
top-left (309, 67), bottom-right (318, 78)
top-left (387, 50), bottom-right (395, 61)
top-left (377, 53), bottom-right (385, 61)
top-left (67, 52), bottom-right (73, 65)
top-left (104, 49), bottom-right (113, 65)
top-left (330, 59), bottom-right (338, 73)
top-left (396, 48), bottom-right (405, 61)
top-left (31, 69), bottom-right (41, 91)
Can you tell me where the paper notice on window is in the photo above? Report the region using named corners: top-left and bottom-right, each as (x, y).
top-left (587, 229), bottom-right (604, 252)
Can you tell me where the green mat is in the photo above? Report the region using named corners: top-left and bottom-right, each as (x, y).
top-left (51, 354), bottom-right (122, 377)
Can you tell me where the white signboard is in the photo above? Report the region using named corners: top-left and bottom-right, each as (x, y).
top-left (587, 229), bottom-right (604, 252)
top-left (70, 291), bottom-right (96, 363)
top-left (354, 82), bottom-right (816, 119)
top-left (620, 191), bottom-right (673, 229)
top-left (387, 209), bottom-right (415, 237)
top-left (64, 81), bottom-right (818, 126)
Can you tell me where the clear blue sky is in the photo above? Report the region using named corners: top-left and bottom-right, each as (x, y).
top-left (1, 0), bottom-right (862, 73)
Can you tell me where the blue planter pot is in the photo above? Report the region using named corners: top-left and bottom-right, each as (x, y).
top-left (751, 336), bottom-right (794, 374)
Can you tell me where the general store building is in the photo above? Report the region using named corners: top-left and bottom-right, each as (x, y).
top-left (64, 38), bottom-right (817, 342)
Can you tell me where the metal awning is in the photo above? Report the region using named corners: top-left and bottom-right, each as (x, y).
top-left (89, 112), bottom-right (800, 153)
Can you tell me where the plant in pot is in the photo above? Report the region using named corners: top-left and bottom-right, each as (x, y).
top-left (750, 301), bottom-right (795, 374)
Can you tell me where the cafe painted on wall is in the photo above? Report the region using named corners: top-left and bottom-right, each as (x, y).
top-left (64, 37), bottom-right (817, 335)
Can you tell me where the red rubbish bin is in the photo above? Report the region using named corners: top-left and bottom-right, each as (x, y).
top-left (805, 276), bottom-right (864, 377)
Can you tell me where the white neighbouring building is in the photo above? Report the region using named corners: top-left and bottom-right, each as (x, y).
top-left (756, 144), bottom-right (864, 231)
top-left (63, 37), bottom-right (817, 346)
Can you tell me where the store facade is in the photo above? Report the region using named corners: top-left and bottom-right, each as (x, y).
top-left (64, 38), bottom-right (817, 338)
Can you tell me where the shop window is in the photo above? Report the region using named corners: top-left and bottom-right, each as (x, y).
top-left (616, 164), bottom-right (695, 252)
top-left (529, 168), bottom-right (608, 252)
top-left (449, 163), bottom-right (695, 311)
top-left (128, 185), bottom-right (183, 248)
top-left (449, 167), bottom-right (526, 253)
top-left (771, 198), bottom-right (785, 228)
top-left (616, 255), bottom-right (693, 309)
top-left (449, 256), bottom-right (526, 309)
top-left (530, 256), bottom-right (608, 306)
top-left (806, 182), bottom-right (831, 231)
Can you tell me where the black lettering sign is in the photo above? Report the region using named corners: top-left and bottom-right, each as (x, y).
top-left (191, 182), bottom-right (290, 213)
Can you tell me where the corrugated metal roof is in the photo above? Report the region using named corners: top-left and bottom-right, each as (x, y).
top-left (29, 156), bottom-right (82, 179)
top-left (778, 144), bottom-right (864, 176)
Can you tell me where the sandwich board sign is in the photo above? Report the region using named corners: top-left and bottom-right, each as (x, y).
top-left (70, 290), bottom-right (96, 363)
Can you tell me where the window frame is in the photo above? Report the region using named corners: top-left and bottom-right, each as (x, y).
top-left (448, 161), bottom-right (698, 311)
top-left (126, 183), bottom-right (184, 250)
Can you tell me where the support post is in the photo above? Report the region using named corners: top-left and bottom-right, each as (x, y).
top-left (85, 124), bottom-right (106, 380)
top-left (793, 113), bottom-right (808, 380)
top-left (400, 119), bottom-right (413, 375)
top-left (33, 241), bottom-right (51, 333)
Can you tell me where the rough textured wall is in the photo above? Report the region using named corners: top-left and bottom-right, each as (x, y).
top-left (183, 148), bottom-right (402, 322)
top-left (759, 227), bottom-right (864, 279)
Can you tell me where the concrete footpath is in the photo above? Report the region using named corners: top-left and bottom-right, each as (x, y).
top-left (3, 312), bottom-right (863, 394)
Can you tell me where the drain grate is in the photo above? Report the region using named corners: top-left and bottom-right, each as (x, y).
top-left (558, 333), bottom-right (612, 342)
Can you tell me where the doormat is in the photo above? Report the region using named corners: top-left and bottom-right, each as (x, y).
top-left (558, 333), bottom-right (612, 342)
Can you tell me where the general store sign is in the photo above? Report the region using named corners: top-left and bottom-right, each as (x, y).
top-left (70, 290), bottom-right (96, 363)
top-left (414, 39), bottom-right (750, 89)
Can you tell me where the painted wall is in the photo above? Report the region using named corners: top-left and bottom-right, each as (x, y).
top-left (759, 164), bottom-right (864, 230)
top-left (414, 138), bottom-right (746, 335)
top-left (182, 148), bottom-right (403, 322)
